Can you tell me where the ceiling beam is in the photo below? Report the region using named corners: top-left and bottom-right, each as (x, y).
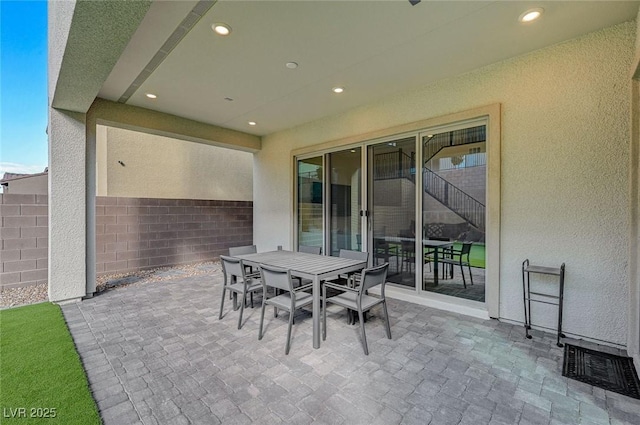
top-left (89, 98), bottom-right (261, 153)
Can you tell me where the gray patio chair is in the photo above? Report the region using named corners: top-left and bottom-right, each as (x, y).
top-left (219, 255), bottom-right (263, 330)
top-left (322, 263), bottom-right (391, 355)
top-left (298, 245), bottom-right (321, 255)
top-left (293, 245), bottom-right (322, 286)
top-left (258, 264), bottom-right (313, 355)
top-left (438, 242), bottom-right (473, 288)
top-left (229, 245), bottom-right (259, 276)
top-left (228, 245), bottom-right (259, 299)
top-left (229, 244), bottom-right (257, 256)
top-left (335, 249), bottom-right (369, 287)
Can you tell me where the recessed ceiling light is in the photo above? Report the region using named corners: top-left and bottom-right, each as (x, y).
top-left (248, 121), bottom-right (257, 126)
top-left (212, 23), bottom-right (231, 36)
top-left (285, 62), bottom-right (298, 69)
top-left (145, 93), bottom-right (157, 99)
top-left (519, 8), bottom-right (543, 23)
top-left (332, 87), bottom-right (344, 94)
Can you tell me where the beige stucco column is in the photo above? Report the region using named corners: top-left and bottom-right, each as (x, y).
top-left (47, 109), bottom-right (88, 302)
top-left (47, 0), bottom-right (152, 302)
top-left (47, 0), bottom-right (86, 302)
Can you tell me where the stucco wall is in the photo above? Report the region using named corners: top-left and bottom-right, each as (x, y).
top-left (255, 21), bottom-right (636, 346)
top-left (97, 126), bottom-right (253, 201)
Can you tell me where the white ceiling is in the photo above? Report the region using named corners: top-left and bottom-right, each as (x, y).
top-left (99, 0), bottom-right (640, 137)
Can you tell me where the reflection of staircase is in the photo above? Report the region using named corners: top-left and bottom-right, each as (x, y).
top-left (423, 168), bottom-right (484, 230)
top-left (373, 144), bottom-right (485, 231)
top-left (424, 125), bottom-right (486, 163)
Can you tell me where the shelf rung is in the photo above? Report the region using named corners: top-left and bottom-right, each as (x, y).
top-left (524, 298), bottom-right (560, 306)
top-left (529, 291), bottom-right (559, 299)
top-left (524, 265), bottom-right (562, 276)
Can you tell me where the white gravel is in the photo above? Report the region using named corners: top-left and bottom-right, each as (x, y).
top-left (0, 260), bottom-right (220, 309)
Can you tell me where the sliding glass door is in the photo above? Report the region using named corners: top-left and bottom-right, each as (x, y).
top-left (422, 124), bottom-right (486, 302)
top-left (368, 137), bottom-right (417, 288)
top-left (295, 118), bottom-right (489, 308)
top-left (297, 156), bottom-right (323, 250)
top-left (328, 148), bottom-right (362, 256)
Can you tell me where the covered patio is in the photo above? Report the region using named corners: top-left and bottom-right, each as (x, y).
top-left (62, 269), bottom-right (639, 425)
top-left (46, 2), bottom-right (640, 420)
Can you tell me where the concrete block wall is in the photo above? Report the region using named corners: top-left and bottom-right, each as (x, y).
top-left (0, 194), bottom-right (49, 289)
top-left (96, 197), bottom-right (252, 275)
top-left (0, 195), bottom-right (252, 289)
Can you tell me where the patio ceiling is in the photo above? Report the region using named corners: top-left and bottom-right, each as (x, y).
top-left (96, 0), bottom-right (639, 137)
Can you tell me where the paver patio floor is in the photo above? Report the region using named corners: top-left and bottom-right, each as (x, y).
top-left (61, 266), bottom-right (640, 425)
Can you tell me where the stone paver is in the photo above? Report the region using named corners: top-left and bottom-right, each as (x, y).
top-left (62, 268), bottom-right (640, 425)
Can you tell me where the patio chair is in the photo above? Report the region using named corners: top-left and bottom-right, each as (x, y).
top-left (228, 245), bottom-right (259, 299)
top-left (293, 245), bottom-right (322, 286)
top-left (219, 255), bottom-right (263, 329)
top-left (334, 249), bottom-right (369, 287)
top-left (298, 245), bottom-right (322, 255)
top-left (228, 245), bottom-right (257, 256)
top-left (438, 242), bottom-right (474, 288)
top-left (322, 263), bottom-right (391, 355)
top-left (258, 264), bottom-right (313, 355)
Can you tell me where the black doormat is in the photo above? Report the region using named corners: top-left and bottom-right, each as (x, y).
top-left (562, 344), bottom-right (640, 399)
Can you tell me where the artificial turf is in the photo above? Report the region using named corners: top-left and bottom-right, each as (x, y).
top-left (0, 302), bottom-right (101, 425)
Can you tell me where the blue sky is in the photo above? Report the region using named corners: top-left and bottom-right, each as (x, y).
top-left (1, 0), bottom-right (48, 177)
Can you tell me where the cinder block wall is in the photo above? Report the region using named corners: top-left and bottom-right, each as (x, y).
top-left (0, 194), bottom-right (49, 289)
top-left (0, 195), bottom-right (252, 289)
top-left (96, 197), bottom-right (252, 275)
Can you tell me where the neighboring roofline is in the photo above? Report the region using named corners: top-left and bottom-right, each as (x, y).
top-left (0, 171), bottom-right (49, 184)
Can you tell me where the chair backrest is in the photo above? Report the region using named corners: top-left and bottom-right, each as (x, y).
top-left (359, 263), bottom-right (389, 293)
top-left (228, 245), bottom-right (257, 256)
top-left (299, 245), bottom-right (321, 255)
top-left (220, 255), bottom-right (245, 279)
top-left (338, 249), bottom-right (369, 262)
top-left (460, 242), bottom-right (473, 256)
top-left (259, 263), bottom-right (294, 293)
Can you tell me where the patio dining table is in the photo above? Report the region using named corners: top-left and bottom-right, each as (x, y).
top-left (231, 250), bottom-right (367, 349)
top-left (383, 237), bottom-right (454, 286)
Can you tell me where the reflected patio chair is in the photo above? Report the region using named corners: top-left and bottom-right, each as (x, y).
top-left (438, 242), bottom-right (474, 288)
top-left (219, 255), bottom-right (263, 329)
top-left (373, 237), bottom-right (399, 273)
top-left (399, 235), bottom-right (416, 274)
top-left (258, 264), bottom-right (313, 355)
top-left (424, 237), bottom-right (452, 278)
top-left (322, 263), bottom-right (391, 355)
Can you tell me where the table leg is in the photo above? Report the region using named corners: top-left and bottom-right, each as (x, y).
top-left (313, 276), bottom-right (321, 349)
top-left (433, 248), bottom-right (439, 286)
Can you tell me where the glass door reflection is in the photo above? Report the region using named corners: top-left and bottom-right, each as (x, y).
top-left (421, 125), bottom-right (486, 302)
top-left (328, 148), bottom-right (362, 256)
top-left (368, 137), bottom-right (417, 288)
top-left (297, 157), bottom-right (323, 251)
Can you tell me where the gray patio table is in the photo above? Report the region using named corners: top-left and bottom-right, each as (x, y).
top-left (384, 237), bottom-right (454, 286)
top-left (422, 239), bottom-right (455, 286)
top-left (231, 250), bottom-right (367, 349)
